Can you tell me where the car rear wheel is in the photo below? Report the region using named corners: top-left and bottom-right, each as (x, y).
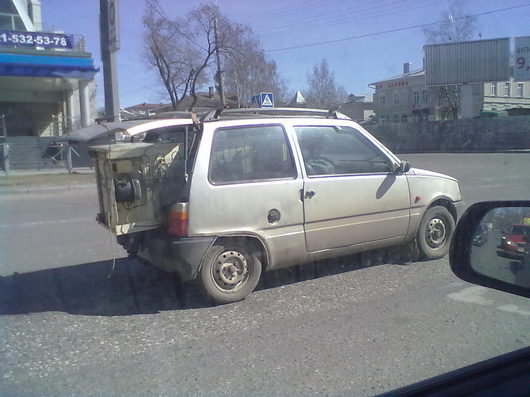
top-left (199, 243), bottom-right (262, 304)
top-left (417, 206), bottom-right (455, 260)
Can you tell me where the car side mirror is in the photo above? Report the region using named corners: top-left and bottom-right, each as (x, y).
top-left (449, 201), bottom-right (530, 298)
top-left (393, 160), bottom-right (410, 174)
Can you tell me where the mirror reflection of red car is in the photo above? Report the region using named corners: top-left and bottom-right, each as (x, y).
top-left (501, 224), bottom-right (530, 258)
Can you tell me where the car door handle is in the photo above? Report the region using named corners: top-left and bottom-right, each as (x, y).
top-left (305, 190), bottom-right (316, 199)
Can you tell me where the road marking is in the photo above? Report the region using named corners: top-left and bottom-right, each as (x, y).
top-left (0, 217), bottom-right (92, 228)
top-left (475, 183), bottom-right (525, 189)
top-left (497, 304), bottom-right (530, 317)
top-left (448, 286), bottom-right (530, 317)
top-left (447, 286), bottom-right (493, 305)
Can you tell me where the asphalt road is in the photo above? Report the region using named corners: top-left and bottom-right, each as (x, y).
top-left (1, 153), bottom-right (529, 396)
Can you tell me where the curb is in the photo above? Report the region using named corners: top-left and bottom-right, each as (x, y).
top-left (0, 183), bottom-right (96, 196)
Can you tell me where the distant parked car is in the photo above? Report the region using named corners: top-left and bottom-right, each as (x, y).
top-left (500, 224), bottom-right (530, 258)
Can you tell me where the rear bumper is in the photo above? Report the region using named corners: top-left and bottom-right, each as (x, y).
top-left (136, 232), bottom-right (215, 281)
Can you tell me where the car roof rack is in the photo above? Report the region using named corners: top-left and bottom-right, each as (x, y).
top-left (153, 111), bottom-right (201, 120)
top-left (201, 107), bottom-right (351, 122)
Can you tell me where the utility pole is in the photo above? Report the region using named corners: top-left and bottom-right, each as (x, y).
top-left (214, 16), bottom-right (226, 108)
top-left (100, 0), bottom-right (120, 121)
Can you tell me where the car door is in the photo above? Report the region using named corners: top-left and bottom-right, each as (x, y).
top-left (188, 123), bottom-right (307, 268)
top-left (293, 124), bottom-right (411, 253)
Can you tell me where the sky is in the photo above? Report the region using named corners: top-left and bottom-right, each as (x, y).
top-left (42, 0), bottom-right (530, 108)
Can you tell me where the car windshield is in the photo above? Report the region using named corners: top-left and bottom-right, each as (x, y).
top-left (1, 0), bottom-right (529, 396)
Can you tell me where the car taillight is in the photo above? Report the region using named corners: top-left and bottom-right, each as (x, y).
top-left (167, 202), bottom-right (188, 236)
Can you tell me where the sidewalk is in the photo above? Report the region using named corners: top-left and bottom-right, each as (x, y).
top-left (0, 167), bottom-right (96, 195)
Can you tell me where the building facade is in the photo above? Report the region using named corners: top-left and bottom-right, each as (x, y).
top-left (0, 0), bottom-right (98, 137)
top-left (370, 63), bottom-right (530, 124)
top-left (340, 93), bottom-right (374, 122)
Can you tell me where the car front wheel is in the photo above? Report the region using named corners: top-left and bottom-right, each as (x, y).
top-left (417, 206), bottom-right (455, 260)
top-left (199, 243), bottom-right (262, 304)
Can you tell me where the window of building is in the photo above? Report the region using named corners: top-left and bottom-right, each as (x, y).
top-left (379, 95), bottom-right (386, 106)
top-left (422, 90), bottom-right (428, 103)
top-left (393, 115), bottom-right (400, 123)
top-left (294, 126), bottom-right (393, 175)
top-left (401, 114), bottom-right (408, 123)
top-left (517, 83), bottom-right (524, 97)
top-left (380, 116), bottom-right (387, 125)
top-left (413, 91), bottom-right (420, 104)
top-left (13, 15), bottom-right (25, 31)
top-left (0, 15), bottom-right (12, 30)
top-left (0, 12), bottom-right (24, 31)
top-left (209, 125), bottom-right (296, 184)
top-left (490, 83), bottom-right (497, 96)
top-left (504, 82), bottom-right (510, 96)
top-left (401, 90), bottom-right (407, 104)
top-left (393, 92), bottom-right (400, 104)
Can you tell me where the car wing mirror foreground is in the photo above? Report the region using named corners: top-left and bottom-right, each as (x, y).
top-left (449, 201), bottom-right (530, 298)
top-left (391, 160), bottom-right (410, 174)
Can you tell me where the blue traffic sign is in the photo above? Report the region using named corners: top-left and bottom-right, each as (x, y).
top-left (260, 92), bottom-right (274, 108)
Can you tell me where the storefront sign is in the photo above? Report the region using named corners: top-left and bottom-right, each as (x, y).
top-left (0, 30), bottom-right (74, 49)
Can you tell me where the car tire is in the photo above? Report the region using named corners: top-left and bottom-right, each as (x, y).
top-left (199, 243), bottom-right (262, 304)
top-left (417, 206), bottom-right (455, 260)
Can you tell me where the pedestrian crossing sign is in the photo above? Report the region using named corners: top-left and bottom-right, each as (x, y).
top-left (260, 92), bottom-right (274, 108)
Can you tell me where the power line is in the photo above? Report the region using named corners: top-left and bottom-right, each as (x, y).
top-left (238, 0), bottom-right (333, 23)
top-left (250, 0), bottom-right (394, 30)
top-left (252, 0), bottom-right (439, 36)
top-left (265, 3), bottom-right (530, 52)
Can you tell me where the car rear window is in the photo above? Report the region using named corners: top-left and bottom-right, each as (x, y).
top-left (209, 125), bottom-right (296, 184)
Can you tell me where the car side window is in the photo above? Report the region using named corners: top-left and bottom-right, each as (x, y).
top-left (209, 125), bottom-right (296, 184)
top-left (294, 125), bottom-right (393, 176)
top-left (143, 126), bottom-right (188, 143)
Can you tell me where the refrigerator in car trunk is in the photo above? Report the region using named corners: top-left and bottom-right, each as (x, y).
top-left (90, 142), bottom-right (185, 235)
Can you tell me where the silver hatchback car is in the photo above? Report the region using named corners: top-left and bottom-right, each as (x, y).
top-left (91, 108), bottom-right (462, 304)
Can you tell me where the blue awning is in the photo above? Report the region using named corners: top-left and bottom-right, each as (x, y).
top-left (0, 52), bottom-right (99, 80)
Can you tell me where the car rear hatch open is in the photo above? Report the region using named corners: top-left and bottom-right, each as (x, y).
top-left (90, 142), bottom-right (186, 235)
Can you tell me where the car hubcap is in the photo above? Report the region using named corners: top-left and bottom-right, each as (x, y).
top-left (213, 250), bottom-right (249, 291)
top-left (426, 217), bottom-right (447, 249)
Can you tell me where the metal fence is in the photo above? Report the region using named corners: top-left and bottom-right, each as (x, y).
top-left (0, 114), bottom-right (91, 174)
top-left (36, 115), bottom-right (82, 137)
top-left (365, 116), bottom-right (530, 153)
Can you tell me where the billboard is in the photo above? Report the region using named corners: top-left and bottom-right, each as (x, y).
top-left (425, 38), bottom-right (510, 85)
top-left (514, 36), bottom-right (530, 81)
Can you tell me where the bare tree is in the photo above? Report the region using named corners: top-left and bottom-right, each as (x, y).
top-left (142, 2), bottom-right (227, 110)
top-left (423, 1), bottom-right (478, 44)
top-left (438, 86), bottom-right (461, 120)
top-left (144, 1), bottom-right (287, 110)
top-left (306, 59), bottom-right (347, 108)
top-left (423, 1), bottom-right (478, 120)
top-left (143, 1), bottom-right (200, 110)
top-left (224, 35), bottom-right (287, 107)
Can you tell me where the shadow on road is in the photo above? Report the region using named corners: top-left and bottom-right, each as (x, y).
top-left (0, 245), bottom-right (416, 316)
